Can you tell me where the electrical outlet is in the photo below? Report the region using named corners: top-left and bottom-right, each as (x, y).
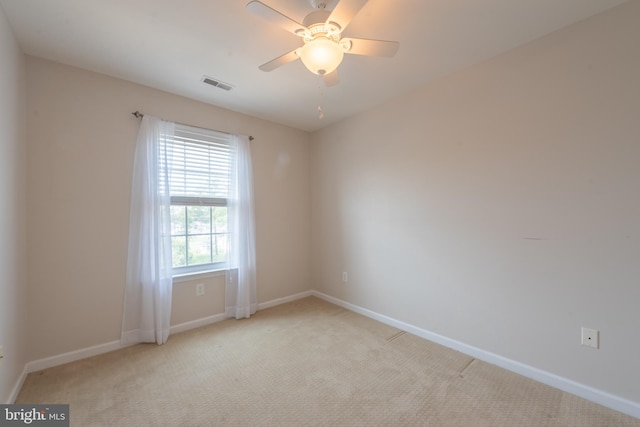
top-left (581, 327), bottom-right (599, 349)
top-left (342, 272), bottom-right (348, 283)
top-left (196, 283), bottom-right (205, 296)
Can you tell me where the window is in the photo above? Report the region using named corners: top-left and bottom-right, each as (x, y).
top-left (162, 124), bottom-right (232, 275)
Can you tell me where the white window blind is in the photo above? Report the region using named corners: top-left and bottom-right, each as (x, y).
top-left (162, 124), bottom-right (232, 204)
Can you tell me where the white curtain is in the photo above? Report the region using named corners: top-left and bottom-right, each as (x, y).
top-left (121, 116), bottom-right (175, 345)
top-left (225, 135), bottom-right (258, 319)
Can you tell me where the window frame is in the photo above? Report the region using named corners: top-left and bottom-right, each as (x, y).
top-left (164, 124), bottom-right (233, 277)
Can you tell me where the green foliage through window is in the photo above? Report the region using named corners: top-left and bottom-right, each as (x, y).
top-left (170, 206), bottom-right (228, 269)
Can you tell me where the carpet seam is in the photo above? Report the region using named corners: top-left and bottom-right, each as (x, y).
top-left (386, 331), bottom-right (407, 342)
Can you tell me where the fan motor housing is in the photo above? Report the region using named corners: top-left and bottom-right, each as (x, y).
top-left (303, 10), bottom-right (331, 27)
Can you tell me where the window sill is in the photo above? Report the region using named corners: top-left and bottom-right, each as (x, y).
top-left (172, 268), bottom-right (227, 284)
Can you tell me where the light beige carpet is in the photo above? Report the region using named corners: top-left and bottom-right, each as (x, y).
top-left (16, 297), bottom-right (640, 426)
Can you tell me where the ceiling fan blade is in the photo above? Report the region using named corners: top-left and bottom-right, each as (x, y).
top-left (322, 69), bottom-right (339, 86)
top-left (258, 49), bottom-right (300, 72)
top-left (342, 37), bottom-right (399, 57)
top-left (246, 1), bottom-right (306, 35)
top-left (326, 0), bottom-right (368, 31)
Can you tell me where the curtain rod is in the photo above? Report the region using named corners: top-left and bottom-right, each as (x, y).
top-left (132, 111), bottom-right (254, 141)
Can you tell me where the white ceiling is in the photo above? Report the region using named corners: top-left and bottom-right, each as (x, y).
top-left (0, 0), bottom-right (627, 132)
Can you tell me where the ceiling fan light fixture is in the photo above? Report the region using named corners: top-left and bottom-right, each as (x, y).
top-left (298, 38), bottom-right (344, 76)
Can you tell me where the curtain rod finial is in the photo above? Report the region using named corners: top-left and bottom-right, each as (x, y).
top-left (132, 111), bottom-right (143, 119)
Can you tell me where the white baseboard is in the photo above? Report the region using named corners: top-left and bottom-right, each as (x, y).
top-left (7, 366), bottom-right (29, 404)
top-left (170, 313), bottom-right (226, 335)
top-left (257, 290), bottom-right (314, 311)
top-left (25, 340), bottom-right (128, 374)
top-left (27, 313), bottom-right (229, 374)
top-left (311, 290), bottom-right (640, 420)
top-left (170, 290), bottom-right (313, 334)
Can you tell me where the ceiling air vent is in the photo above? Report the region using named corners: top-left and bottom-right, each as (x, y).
top-left (202, 76), bottom-right (234, 91)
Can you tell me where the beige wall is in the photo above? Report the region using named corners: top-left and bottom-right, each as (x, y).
top-left (6, 0), bottom-right (639, 412)
top-left (25, 57), bottom-right (311, 361)
top-left (0, 4), bottom-right (28, 403)
top-left (311, 1), bottom-right (640, 404)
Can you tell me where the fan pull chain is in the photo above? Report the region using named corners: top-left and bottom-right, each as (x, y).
top-left (317, 81), bottom-right (325, 120)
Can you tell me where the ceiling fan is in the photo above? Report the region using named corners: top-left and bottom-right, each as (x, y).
top-left (247, 0), bottom-right (399, 86)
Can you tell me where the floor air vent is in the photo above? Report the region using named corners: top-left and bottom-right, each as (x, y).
top-left (202, 76), bottom-right (233, 91)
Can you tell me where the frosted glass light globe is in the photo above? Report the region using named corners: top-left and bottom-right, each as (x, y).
top-left (298, 38), bottom-right (344, 76)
